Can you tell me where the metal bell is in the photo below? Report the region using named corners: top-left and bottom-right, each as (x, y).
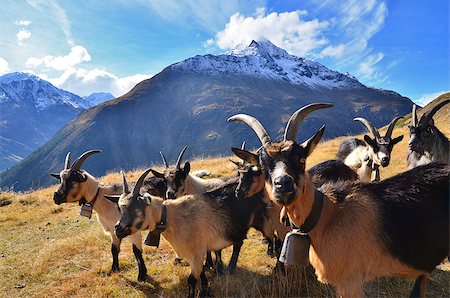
top-left (279, 230), bottom-right (310, 266)
top-left (79, 203), bottom-right (93, 219)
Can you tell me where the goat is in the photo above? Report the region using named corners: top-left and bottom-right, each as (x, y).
top-left (151, 145), bottom-right (273, 271)
top-left (150, 147), bottom-right (225, 199)
top-left (407, 99), bottom-right (450, 169)
top-left (337, 116), bottom-right (403, 181)
top-left (114, 169), bottom-right (254, 297)
top-left (228, 103), bottom-right (449, 297)
top-left (232, 147), bottom-right (291, 268)
top-left (307, 159), bottom-right (358, 187)
top-left (49, 150), bottom-right (155, 281)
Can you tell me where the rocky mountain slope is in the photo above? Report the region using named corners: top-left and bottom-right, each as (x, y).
top-left (0, 72), bottom-right (90, 172)
top-left (0, 41), bottom-right (414, 190)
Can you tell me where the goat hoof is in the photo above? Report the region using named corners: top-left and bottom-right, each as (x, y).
top-left (273, 262), bottom-right (285, 274)
top-left (138, 273), bottom-right (147, 282)
top-left (199, 288), bottom-right (213, 297)
top-left (111, 266), bottom-right (120, 273)
top-left (267, 248), bottom-right (275, 258)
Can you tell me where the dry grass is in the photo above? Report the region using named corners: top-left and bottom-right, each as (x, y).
top-left (1, 105), bottom-right (449, 297)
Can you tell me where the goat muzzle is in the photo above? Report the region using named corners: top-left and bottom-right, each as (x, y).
top-left (114, 223), bottom-right (130, 239)
top-left (53, 192), bottom-right (66, 205)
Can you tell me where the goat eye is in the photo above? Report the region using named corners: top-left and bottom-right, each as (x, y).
top-left (299, 158), bottom-right (306, 163)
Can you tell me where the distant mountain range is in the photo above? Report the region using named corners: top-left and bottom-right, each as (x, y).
top-left (0, 40), bottom-right (414, 190)
top-left (83, 92), bottom-right (115, 106)
top-left (0, 72), bottom-right (114, 173)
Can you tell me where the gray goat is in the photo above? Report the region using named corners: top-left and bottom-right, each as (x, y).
top-left (407, 99), bottom-right (450, 169)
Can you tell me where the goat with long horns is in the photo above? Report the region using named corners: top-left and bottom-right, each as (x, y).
top-left (228, 103), bottom-right (449, 298)
top-left (50, 150), bottom-right (149, 281)
top-left (336, 116), bottom-right (403, 181)
top-left (408, 99), bottom-right (450, 169)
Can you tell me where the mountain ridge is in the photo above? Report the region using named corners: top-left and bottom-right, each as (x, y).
top-left (0, 40), bottom-right (414, 190)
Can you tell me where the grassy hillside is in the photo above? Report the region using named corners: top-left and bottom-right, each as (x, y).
top-left (1, 96), bottom-right (449, 297)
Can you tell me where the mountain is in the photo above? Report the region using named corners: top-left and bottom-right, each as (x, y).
top-left (0, 72), bottom-right (90, 172)
top-left (0, 40), bottom-right (414, 190)
top-left (83, 92), bottom-right (115, 106)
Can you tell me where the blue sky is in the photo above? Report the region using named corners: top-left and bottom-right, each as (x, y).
top-left (0, 0), bottom-right (448, 104)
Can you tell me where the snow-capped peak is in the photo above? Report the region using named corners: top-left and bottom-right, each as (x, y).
top-left (0, 72), bottom-right (93, 110)
top-left (172, 40), bottom-right (363, 89)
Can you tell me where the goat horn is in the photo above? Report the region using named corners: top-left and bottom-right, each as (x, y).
top-left (412, 104), bottom-right (418, 127)
top-left (64, 152), bottom-right (71, 170)
top-left (132, 168), bottom-right (152, 197)
top-left (385, 116), bottom-right (403, 138)
top-left (228, 115), bottom-right (272, 148)
top-left (353, 118), bottom-right (381, 140)
top-left (284, 103), bottom-right (333, 141)
top-left (419, 99), bottom-right (450, 127)
top-left (241, 141), bottom-right (246, 150)
top-left (176, 146), bottom-right (188, 170)
top-left (71, 150), bottom-right (102, 171)
top-left (229, 159), bottom-right (241, 167)
top-left (121, 171), bottom-right (129, 194)
top-left (159, 151), bottom-right (168, 168)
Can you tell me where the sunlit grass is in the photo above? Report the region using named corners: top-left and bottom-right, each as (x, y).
top-left (0, 100), bottom-right (448, 297)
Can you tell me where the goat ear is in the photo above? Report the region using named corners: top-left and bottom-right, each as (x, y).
top-left (150, 169), bottom-right (164, 179)
top-left (302, 125), bottom-right (325, 157)
top-left (363, 135), bottom-right (375, 146)
top-left (184, 162), bottom-right (190, 174)
top-left (392, 135), bottom-right (404, 145)
top-left (49, 173), bottom-right (61, 180)
top-left (231, 147), bottom-right (259, 165)
top-left (104, 195), bottom-right (121, 203)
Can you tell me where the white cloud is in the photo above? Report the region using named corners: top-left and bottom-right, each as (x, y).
top-left (26, 0), bottom-right (74, 46)
top-left (212, 0), bottom-right (389, 81)
top-left (38, 67), bottom-right (151, 97)
top-left (358, 52), bottom-right (384, 78)
top-left (16, 29), bottom-right (31, 42)
top-left (415, 91), bottom-right (450, 106)
top-left (14, 20), bottom-right (32, 26)
top-left (319, 44), bottom-right (345, 58)
top-left (26, 45), bottom-right (91, 70)
top-left (215, 10), bottom-right (329, 57)
top-left (145, 0), bottom-right (266, 32)
top-left (0, 58), bottom-right (10, 75)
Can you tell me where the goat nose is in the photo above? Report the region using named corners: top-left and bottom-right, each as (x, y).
top-left (381, 157), bottom-right (389, 166)
top-left (166, 191), bottom-right (176, 199)
top-left (273, 176), bottom-right (294, 193)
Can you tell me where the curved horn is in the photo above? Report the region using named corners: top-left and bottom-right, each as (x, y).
top-left (176, 146), bottom-right (188, 170)
top-left (412, 104), bottom-right (418, 127)
top-left (121, 171), bottom-right (129, 194)
top-left (353, 118), bottom-right (381, 140)
top-left (159, 151), bottom-right (168, 168)
top-left (241, 141), bottom-right (246, 150)
top-left (71, 150), bottom-right (102, 171)
top-left (64, 152), bottom-right (71, 170)
top-left (284, 103), bottom-right (333, 141)
top-left (132, 168), bottom-right (152, 197)
top-left (419, 99), bottom-right (450, 127)
top-left (385, 116), bottom-right (403, 138)
top-left (228, 114), bottom-right (272, 148)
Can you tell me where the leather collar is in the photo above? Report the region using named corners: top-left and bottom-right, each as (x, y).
top-left (155, 204), bottom-right (167, 233)
top-left (299, 189), bottom-right (324, 234)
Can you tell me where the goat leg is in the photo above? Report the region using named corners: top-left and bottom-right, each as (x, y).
top-left (111, 243), bottom-right (120, 272)
top-left (204, 251), bottom-right (214, 270)
top-left (187, 273), bottom-right (197, 298)
top-left (214, 250), bottom-right (225, 275)
top-left (132, 244), bottom-right (147, 282)
top-left (199, 270), bottom-right (211, 297)
top-left (409, 274), bottom-right (428, 298)
top-left (226, 241), bottom-right (243, 274)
